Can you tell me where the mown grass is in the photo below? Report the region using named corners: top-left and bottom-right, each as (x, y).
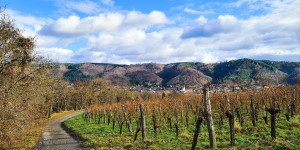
top-left (65, 112), bottom-right (300, 150)
top-left (6, 110), bottom-right (81, 150)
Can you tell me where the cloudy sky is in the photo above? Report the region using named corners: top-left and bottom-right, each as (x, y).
top-left (6, 0), bottom-right (300, 64)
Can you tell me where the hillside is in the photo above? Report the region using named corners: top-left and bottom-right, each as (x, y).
top-left (57, 59), bottom-right (300, 87)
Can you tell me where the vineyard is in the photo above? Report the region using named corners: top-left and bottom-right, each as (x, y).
top-left (65, 84), bottom-right (300, 149)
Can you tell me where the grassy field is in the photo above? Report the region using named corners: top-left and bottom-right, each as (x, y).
top-left (64, 112), bottom-right (300, 149)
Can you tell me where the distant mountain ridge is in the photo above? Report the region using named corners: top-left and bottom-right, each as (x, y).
top-left (56, 59), bottom-right (300, 87)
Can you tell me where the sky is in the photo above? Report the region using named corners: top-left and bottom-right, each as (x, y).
top-left (4, 0), bottom-right (300, 64)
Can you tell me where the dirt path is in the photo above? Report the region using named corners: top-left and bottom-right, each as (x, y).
top-left (37, 111), bottom-right (84, 150)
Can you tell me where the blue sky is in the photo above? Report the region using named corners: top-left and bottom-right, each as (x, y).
top-left (5, 0), bottom-right (300, 64)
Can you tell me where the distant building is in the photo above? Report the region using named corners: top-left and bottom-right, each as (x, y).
top-left (180, 85), bottom-right (186, 93)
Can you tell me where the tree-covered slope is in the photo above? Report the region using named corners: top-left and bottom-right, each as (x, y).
top-left (56, 59), bottom-right (300, 86)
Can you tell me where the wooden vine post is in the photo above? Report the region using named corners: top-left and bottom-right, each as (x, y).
top-left (140, 104), bottom-right (147, 140)
top-left (250, 95), bottom-right (257, 126)
top-left (113, 106), bottom-right (117, 129)
top-left (284, 94), bottom-right (290, 121)
top-left (185, 105), bottom-right (189, 128)
top-left (174, 105), bottom-right (179, 139)
top-left (152, 108), bottom-right (158, 139)
top-left (263, 105), bottom-right (268, 124)
top-left (235, 94), bottom-right (244, 126)
top-left (191, 96), bottom-right (204, 150)
top-left (103, 108), bottom-right (107, 124)
top-left (97, 110), bottom-right (101, 124)
top-left (291, 89), bottom-right (295, 117)
top-left (108, 105), bottom-right (112, 125)
top-left (291, 89), bottom-right (296, 117)
top-left (191, 115), bottom-right (203, 150)
top-left (225, 94), bottom-right (235, 147)
top-left (267, 95), bottom-right (280, 139)
top-left (159, 103), bottom-right (162, 123)
top-left (122, 105), bottom-right (132, 132)
top-left (218, 102), bottom-right (224, 129)
top-left (203, 88), bottom-right (217, 149)
top-left (267, 108), bottom-right (280, 139)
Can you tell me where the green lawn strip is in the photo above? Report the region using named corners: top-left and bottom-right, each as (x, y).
top-left (64, 112), bottom-right (299, 149)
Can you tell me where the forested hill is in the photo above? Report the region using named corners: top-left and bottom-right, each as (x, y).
top-left (56, 59), bottom-right (300, 87)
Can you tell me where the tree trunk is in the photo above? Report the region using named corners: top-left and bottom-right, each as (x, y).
top-left (48, 104), bottom-right (52, 118)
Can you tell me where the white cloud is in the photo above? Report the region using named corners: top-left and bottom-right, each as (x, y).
top-left (6, 0), bottom-right (300, 64)
top-left (36, 36), bottom-right (60, 47)
top-left (65, 0), bottom-right (100, 14)
top-left (6, 9), bottom-right (52, 33)
top-left (35, 47), bottom-right (74, 62)
top-left (124, 11), bottom-right (171, 29)
top-left (41, 0), bottom-right (300, 64)
top-left (39, 10), bottom-right (170, 38)
top-left (88, 28), bottom-right (146, 49)
top-left (230, 0), bottom-right (259, 7)
top-left (195, 16), bottom-right (208, 25)
top-left (181, 0), bottom-right (300, 57)
top-left (184, 8), bottom-right (202, 15)
top-left (101, 0), bottom-right (114, 6)
top-left (39, 13), bottom-right (124, 37)
top-left (5, 10), bottom-right (60, 48)
top-left (85, 27), bottom-right (219, 64)
top-left (181, 15), bottom-right (240, 38)
top-left (184, 8), bottom-right (213, 15)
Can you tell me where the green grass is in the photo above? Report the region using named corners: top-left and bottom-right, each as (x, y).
top-left (64, 112), bottom-right (300, 149)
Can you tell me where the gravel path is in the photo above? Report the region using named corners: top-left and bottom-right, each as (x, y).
top-left (37, 111), bottom-right (84, 150)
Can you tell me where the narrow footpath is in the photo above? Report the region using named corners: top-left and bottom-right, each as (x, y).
top-left (37, 111), bottom-right (84, 150)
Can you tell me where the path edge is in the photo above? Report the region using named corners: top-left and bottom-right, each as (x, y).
top-left (61, 113), bottom-right (86, 147)
top-left (36, 111), bottom-right (85, 150)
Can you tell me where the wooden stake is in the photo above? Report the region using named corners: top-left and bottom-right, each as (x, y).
top-left (250, 95), bottom-right (256, 126)
top-left (122, 105), bottom-right (132, 132)
top-left (140, 104), bottom-right (147, 140)
top-left (203, 88), bottom-right (217, 149)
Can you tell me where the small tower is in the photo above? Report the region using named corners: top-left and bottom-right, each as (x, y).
top-left (180, 85), bottom-right (186, 92)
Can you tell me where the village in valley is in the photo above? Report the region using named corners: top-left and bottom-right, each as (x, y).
top-left (125, 81), bottom-right (275, 94)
